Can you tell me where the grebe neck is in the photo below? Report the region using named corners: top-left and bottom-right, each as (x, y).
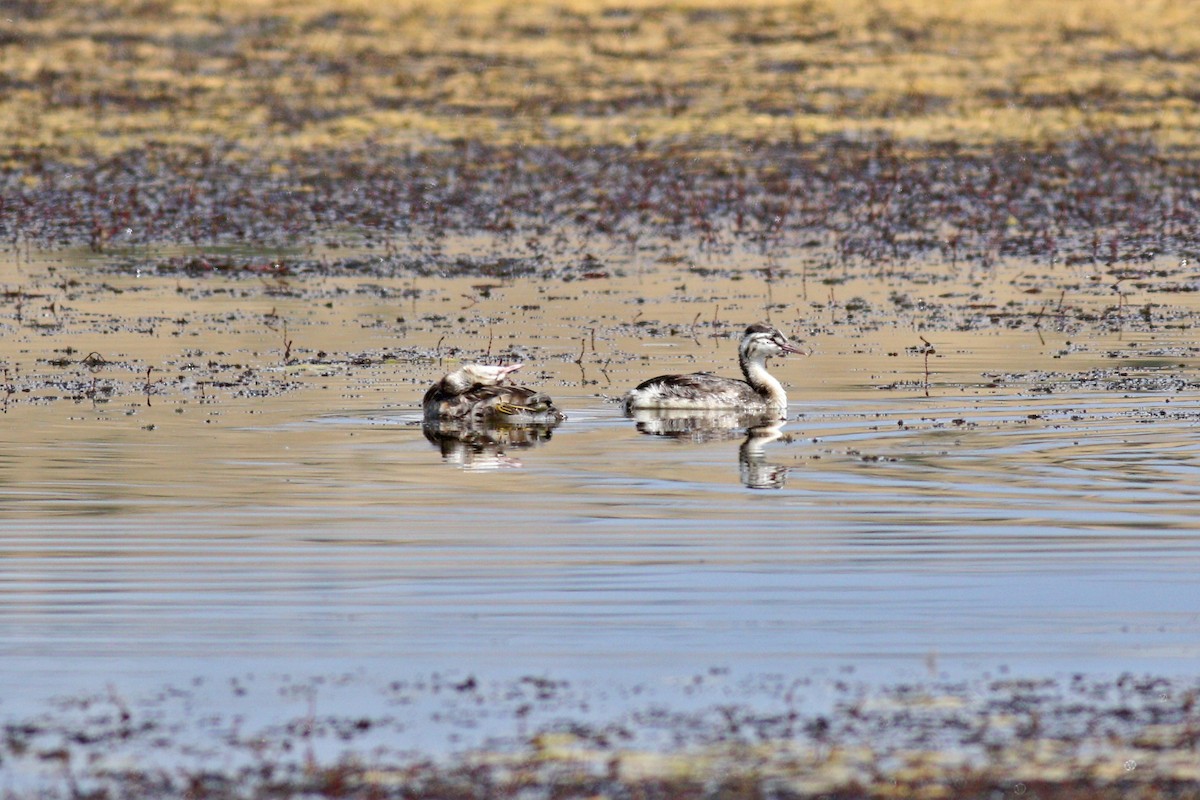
top-left (739, 352), bottom-right (787, 410)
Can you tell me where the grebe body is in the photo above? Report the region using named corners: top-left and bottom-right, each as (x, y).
top-left (623, 323), bottom-right (803, 416)
top-left (423, 363), bottom-right (564, 425)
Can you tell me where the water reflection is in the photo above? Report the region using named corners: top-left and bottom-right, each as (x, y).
top-left (738, 422), bottom-right (790, 490)
top-left (627, 409), bottom-right (790, 489)
top-left (422, 418), bottom-right (560, 470)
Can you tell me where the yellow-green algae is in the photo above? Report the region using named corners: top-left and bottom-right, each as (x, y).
top-left (349, 726), bottom-right (1200, 798)
top-left (4, 0), bottom-right (1200, 161)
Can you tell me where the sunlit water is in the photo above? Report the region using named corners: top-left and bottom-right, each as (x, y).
top-left (5, 390), bottom-right (1199, 700)
top-left (2, 248), bottom-right (1200, 748)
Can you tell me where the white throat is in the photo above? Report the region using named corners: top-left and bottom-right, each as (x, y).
top-left (743, 358), bottom-right (787, 410)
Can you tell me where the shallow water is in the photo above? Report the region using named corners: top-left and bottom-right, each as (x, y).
top-left (2, 247), bottom-right (1200, 732)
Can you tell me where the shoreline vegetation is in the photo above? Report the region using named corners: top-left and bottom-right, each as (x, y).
top-left (3, 1), bottom-right (1199, 796)
top-left (5, 0), bottom-right (1200, 157)
top-left (3, 2), bottom-right (1200, 269)
top-left (5, 672), bottom-right (1200, 799)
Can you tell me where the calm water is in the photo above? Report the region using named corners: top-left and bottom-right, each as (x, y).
top-left (2, 248), bottom-right (1200, 728)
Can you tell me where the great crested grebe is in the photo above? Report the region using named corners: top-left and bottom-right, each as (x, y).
top-left (423, 362), bottom-right (564, 425)
top-left (623, 323), bottom-right (804, 416)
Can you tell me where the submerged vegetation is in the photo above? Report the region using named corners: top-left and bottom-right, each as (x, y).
top-left (6, 671), bottom-right (1200, 800)
top-left (7, 137), bottom-right (1200, 271)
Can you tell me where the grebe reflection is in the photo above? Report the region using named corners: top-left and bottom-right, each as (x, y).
top-left (627, 408), bottom-right (791, 489)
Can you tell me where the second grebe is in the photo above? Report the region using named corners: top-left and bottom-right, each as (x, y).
top-left (623, 323), bottom-right (804, 416)
top-left (423, 362), bottom-right (564, 425)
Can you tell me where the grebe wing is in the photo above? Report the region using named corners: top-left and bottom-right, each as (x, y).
top-left (630, 371), bottom-right (719, 392)
top-left (627, 372), bottom-right (757, 405)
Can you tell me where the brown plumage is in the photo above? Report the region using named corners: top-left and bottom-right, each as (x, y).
top-left (423, 363), bottom-right (564, 425)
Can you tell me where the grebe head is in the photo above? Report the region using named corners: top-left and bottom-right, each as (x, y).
top-left (444, 362), bottom-right (523, 392)
top-left (739, 323), bottom-right (805, 362)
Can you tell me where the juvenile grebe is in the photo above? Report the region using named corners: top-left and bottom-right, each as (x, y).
top-left (623, 323), bottom-right (804, 416)
top-left (423, 362), bottom-right (564, 424)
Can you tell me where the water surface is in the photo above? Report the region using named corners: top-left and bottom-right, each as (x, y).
top-left (2, 248), bottom-right (1199, 729)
